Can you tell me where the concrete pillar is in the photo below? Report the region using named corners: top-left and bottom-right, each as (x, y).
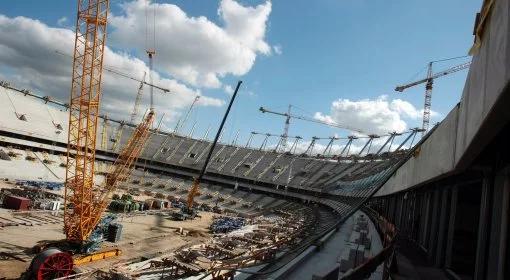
top-left (397, 193), bottom-right (405, 229)
top-left (420, 192), bottom-right (431, 249)
top-left (474, 174), bottom-right (492, 280)
top-left (400, 193), bottom-right (409, 236)
top-left (435, 188), bottom-right (450, 267)
top-left (410, 192), bottom-right (420, 242)
top-left (427, 189), bottom-right (440, 261)
top-left (445, 186), bottom-right (458, 268)
top-left (485, 167), bottom-right (509, 280)
top-left (394, 194), bottom-right (401, 228)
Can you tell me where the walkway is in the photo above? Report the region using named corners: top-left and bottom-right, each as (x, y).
top-left (282, 211), bottom-right (383, 279)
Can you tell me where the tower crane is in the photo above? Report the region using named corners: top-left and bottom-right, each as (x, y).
top-left (55, 50), bottom-right (170, 94)
top-left (259, 106), bottom-right (366, 135)
top-left (396, 60), bottom-right (471, 134)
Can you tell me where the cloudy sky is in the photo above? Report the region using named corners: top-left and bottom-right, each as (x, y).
top-left (0, 0), bottom-right (480, 154)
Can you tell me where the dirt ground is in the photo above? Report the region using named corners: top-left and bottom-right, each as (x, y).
top-left (0, 209), bottom-right (215, 279)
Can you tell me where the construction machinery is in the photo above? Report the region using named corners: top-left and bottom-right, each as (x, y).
top-left (26, 1), bottom-right (156, 278)
top-left (63, 0), bottom-right (109, 246)
top-left (259, 106), bottom-right (366, 135)
top-left (24, 1), bottom-right (111, 278)
top-left (396, 60), bottom-right (471, 134)
top-left (174, 81), bottom-right (242, 221)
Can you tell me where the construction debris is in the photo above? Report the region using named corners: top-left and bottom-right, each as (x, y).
top-left (16, 180), bottom-right (63, 191)
top-left (210, 216), bottom-right (245, 234)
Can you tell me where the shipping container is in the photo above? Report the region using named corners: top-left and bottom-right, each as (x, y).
top-left (3, 195), bottom-right (31, 210)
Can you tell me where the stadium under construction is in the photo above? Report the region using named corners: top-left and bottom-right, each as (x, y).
top-left (0, 0), bottom-right (509, 280)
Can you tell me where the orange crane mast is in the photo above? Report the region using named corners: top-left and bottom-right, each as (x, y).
top-left (64, 0), bottom-right (157, 245)
top-left (64, 0), bottom-right (110, 243)
top-left (28, 1), bottom-right (158, 278)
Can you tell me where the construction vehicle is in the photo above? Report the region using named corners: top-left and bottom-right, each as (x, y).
top-left (173, 81), bottom-right (242, 221)
top-left (396, 60), bottom-right (471, 134)
top-left (25, 1), bottom-right (156, 278)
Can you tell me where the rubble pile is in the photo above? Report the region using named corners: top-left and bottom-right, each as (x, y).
top-left (114, 203), bottom-right (315, 279)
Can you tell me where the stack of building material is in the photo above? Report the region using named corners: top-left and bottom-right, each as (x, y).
top-left (339, 214), bottom-right (373, 272)
top-left (210, 217), bottom-right (245, 234)
top-left (38, 200), bottom-right (61, 211)
top-left (109, 199), bottom-right (142, 212)
top-left (16, 180), bottom-right (63, 191)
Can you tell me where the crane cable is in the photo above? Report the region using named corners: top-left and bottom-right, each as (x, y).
top-left (145, 0), bottom-right (157, 111)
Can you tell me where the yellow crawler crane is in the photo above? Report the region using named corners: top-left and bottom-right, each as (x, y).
top-left (64, 0), bottom-right (109, 244)
top-left (26, 0), bottom-right (156, 278)
top-left (28, 110), bottom-right (155, 280)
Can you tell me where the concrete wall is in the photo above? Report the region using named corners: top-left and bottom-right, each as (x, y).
top-left (376, 0), bottom-right (510, 196)
top-left (455, 0), bottom-right (510, 167)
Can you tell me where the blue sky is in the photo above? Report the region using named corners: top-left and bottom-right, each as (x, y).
top-left (0, 0), bottom-right (481, 150)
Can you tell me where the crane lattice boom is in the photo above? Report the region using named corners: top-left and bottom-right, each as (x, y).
top-left (64, 0), bottom-right (110, 243)
top-left (395, 62), bottom-right (471, 92)
top-left (97, 110), bottom-right (155, 220)
top-left (395, 61), bottom-right (471, 134)
top-left (259, 106), bottom-right (366, 134)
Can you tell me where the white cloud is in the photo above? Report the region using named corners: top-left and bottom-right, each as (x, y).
top-left (314, 95), bottom-right (434, 135)
top-left (109, 0), bottom-right (273, 89)
top-left (389, 99), bottom-right (439, 120)
top-left (224, 85), bottom-right (234, 95)
top-left (57, 16), bottom-right (67, 27)
top-left (220, 0), bottom-right (272, 54)
top-left (0, 14), bottom-right (224, 126)
top-left (273, 44), bottom-right (282, 55)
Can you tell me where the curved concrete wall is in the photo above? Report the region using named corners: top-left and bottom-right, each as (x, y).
top-left (376, 0), bottom-right (510, 196)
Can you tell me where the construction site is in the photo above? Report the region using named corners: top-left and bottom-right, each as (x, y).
top-left (1, 0), bottom-right (509, 279)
